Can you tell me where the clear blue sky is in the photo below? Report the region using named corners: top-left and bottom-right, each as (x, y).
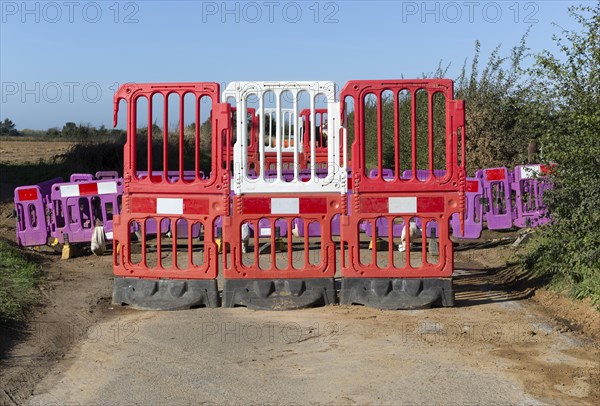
top-left (0, 0), bottom-right (582, 130)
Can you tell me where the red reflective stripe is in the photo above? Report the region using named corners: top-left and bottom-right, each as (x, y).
top-left (485, 168), bottom-right (505, 181)
top-left (361, 197), bottom-right (388, 213)
top-left (299, 198), bottom-right (327, 214)
top-left (466, 180), bottom-right (479, 193)
top-left (131, 197), bottom-right (157, 213)
top-left (184, 198), bottom-right (209, 215)
top-left (242, 198), bottom-right (271, 214)
top-left (79, 183), bottom-right (98, 196)
top-left (540, 164), bottom-right (556, 175)
top-left (417, 196), bottom-right (445, 212)
top-left (18, 188), bottom-right (39, 201)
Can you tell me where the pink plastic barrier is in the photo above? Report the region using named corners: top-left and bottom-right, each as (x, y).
top-left (50, 178), bottom-right (123, 243)
top-left (478, 167), bottom-right (513, 230)
top-left (70, 173), bottom-right (95, 182)
top-left (511, 164), bottom-right (553, 228)
top-left (14, 177), bottom-right (63, 247)
top-left (450, 178), bottom-right (484, 239)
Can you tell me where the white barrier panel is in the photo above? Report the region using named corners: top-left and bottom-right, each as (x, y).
top-left (223, 81), bottom-right (345, 195)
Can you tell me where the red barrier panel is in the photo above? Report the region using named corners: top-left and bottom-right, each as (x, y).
top-left (339, 79), bottom-right (465, 309)
top-left (299, 108), bottom-right (330, 169)
top-left (111, 83), bottom-right (231, 309)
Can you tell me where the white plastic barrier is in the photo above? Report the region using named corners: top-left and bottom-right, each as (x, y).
top-left (223, 81), bottom-right (345, 195)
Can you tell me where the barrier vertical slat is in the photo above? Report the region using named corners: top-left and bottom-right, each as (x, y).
top-left (411, 89), bottom-right (417, 181)
top-left (259, 94), bottom-right (265, 179)
top-left (377, 91), bottom-right (383, 180)
top-left (428, 91), bottom-right (434, 177)
top-left (293, 93), bottom-right (299, 180)
top-left (163, 97), bottom-right (169, 181)
top-left (179, 93), bottom-right (185, 182)
top-left (276, 90), bottom-right (282, 181)
top-left (310, 95), bottom-right (316, 179)
top-left (394, 92), bottom-right (400, 181)
top-left (195, 95), bottom-right (200, 178)
top-left (147, 96), bottom-right (153, 178)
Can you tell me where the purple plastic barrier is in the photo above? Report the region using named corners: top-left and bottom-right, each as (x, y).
top-left (50, 178), bottom-right (123, 243)
top-left (95, 171), bottom-right (119, 180)
top-left (368, 168), bottom-right (394, 179)
top-left (139, 217), bottom-right (177, 238)
top-left (14, 177), bottom-right (63, 247)
top-left (450, 178), bottom-right (484, 239)
top-left (70, 173), bottom-right (95, 182)
top-left (511, 164), bottom-right (553, 228)
top-left (401, 169), bottom-right (447, 180)
top-left (478, 167), bottom-right (514, 230)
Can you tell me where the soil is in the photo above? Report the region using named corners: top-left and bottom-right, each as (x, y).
top-left (0, 139), bottom-right (598, 405)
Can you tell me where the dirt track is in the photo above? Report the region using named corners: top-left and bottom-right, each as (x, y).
top-left (1, 139), bottom-right (599, 405)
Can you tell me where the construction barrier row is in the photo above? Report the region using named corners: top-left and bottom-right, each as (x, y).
top-left (108, 79), bottom-right (463, 310)
top-left (14, 172), bottom-right (122, 257)
top-left (14, 163), bottom-right (550, 254)
top-left (13, 79), bottom-right (554, 311)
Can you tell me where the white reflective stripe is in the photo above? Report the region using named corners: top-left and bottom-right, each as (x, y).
top-left (104, 231), bottom-right (114, 239)
top-left (60, 184), bottom-right (80, 198)
top-left (97, 181), bottom-right (117, 195)
top-left (520, 165), bottom-right (541, 179)
top-left (157, 198), bottom-right (183, 215)
top-left (388, 197), bottom-right (417, 213)
top-left (271, 198), bottom-right (299, 214)
top-left (259, 228), bottom-right (271, 237)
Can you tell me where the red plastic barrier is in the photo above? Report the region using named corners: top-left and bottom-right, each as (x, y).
top-left (111, 83), bottom-right (231, 309)
top-left (339, 79), bottom-right (465, 308)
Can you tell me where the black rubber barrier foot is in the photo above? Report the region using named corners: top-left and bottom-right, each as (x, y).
top-left (223, 278), bottom-right (336, 310)
top-left (112, 277), bottom-right (219, 310)
top-left (340, 278), bottom-right (454, 310)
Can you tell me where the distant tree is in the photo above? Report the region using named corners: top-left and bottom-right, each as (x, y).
top-left (62, 122), bottom-right (78, 138)
top-left (46, 127), bottom-right (61, 137)
top-left (0, 118), bottom-right (19, 136)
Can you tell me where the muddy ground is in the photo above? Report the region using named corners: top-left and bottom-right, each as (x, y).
top-left (0, 138), bottom-right (598, 405)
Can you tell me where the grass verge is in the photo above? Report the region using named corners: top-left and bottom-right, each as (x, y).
top-left (0, 238), bottom-right (42, 323)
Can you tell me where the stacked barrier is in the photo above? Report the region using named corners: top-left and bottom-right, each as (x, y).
top-left (14, 173), bottom-right (123, 254)
top-left (511, 164), bottom-right (553, 228)
top-left (49, 177), bottom-right (123, 244)
top-left (339, 79), bottom-right (466, 309)
top-left (477, 167), bottom-right (513, 230)
top-left (450, 177), bottom-right (484, 239)
top-left (221, 81), bottom-right (343, 310)
top-left (111, 82), bottom-right (231, 310)
top-left (15, 177), bottom-right (63, 246)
